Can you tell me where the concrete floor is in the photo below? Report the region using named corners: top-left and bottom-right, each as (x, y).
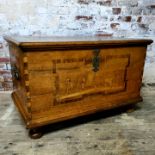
top-left (0, 85), bottom-right (155, 155)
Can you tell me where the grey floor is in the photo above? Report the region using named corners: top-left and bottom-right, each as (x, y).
top-left (0, 85), bottom-right (155, 155)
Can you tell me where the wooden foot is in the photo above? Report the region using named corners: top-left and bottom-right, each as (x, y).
top-left (29, 128), bottom-right (43, 139)
top-left (126, 105), bottom-right (136, 113)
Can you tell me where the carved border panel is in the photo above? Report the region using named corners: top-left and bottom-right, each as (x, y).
top-left (52, 53), bottom-right (130, 105)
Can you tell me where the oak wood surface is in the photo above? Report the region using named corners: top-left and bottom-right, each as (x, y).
top-left (5, 36), bottom-right (153, 133)
top-left (4, 36), bottom-right (153, 51)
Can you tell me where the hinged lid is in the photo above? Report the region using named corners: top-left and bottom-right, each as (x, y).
top-left (4, 36), bottom-right (153, 51)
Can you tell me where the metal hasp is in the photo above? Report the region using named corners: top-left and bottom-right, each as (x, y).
top-left (11, 65), bottom-right (20, 80)
top-left (92, 49), bottom-right (100, 72)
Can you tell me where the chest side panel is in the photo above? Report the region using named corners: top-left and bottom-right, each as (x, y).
top-left (9, 43), bottom-right (31, 119)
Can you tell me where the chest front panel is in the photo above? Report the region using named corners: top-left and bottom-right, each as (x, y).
top-left (5, 35), bottom-right (152, 130)
top-left (24, 46), bottom-right (145, 113)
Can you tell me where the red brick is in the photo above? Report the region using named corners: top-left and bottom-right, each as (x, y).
top-left (78, 0), bottom-right (90, 5)
top-left (0, 57), bottom-right (10, 63)
top-left (118, 16), bottom-right (132, 22)
top-left (111, 23), bottom-right (120, 29)
top-left (97, 0), bottom-right (112, 6)
top-left (96, 32), bottom-right (113, 37)
top-left (76, 15), bottom-right (93, 20)
top-left (124, 16), bottom-right (132, 22)
top-left (112, 8), bottom-right (121, 15)
top-left (137, 16), bottom-right (142, 23)
top-left (0, 70), bottom-right (10, 74)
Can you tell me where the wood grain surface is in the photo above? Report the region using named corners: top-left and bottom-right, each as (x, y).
top-left (5, 36), bottom-right (153, 133)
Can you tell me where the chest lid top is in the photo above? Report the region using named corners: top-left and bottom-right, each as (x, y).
top-left (4, 36), bottom-right (153, 51)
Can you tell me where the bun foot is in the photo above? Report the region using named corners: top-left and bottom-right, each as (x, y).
top-left (29, 128), bottom-right (43, 139)
top-left (126, 105), bottom-right (136, 113)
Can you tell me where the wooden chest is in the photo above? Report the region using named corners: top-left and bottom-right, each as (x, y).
top-left (5, 36), bottom-right (152, 138)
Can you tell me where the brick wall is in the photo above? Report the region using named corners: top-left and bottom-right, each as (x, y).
top-left (0, 0), bottom-right (155, 91)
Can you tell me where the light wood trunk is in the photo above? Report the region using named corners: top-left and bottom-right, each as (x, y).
top-left (5, 36), bottom-right (153, 133)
